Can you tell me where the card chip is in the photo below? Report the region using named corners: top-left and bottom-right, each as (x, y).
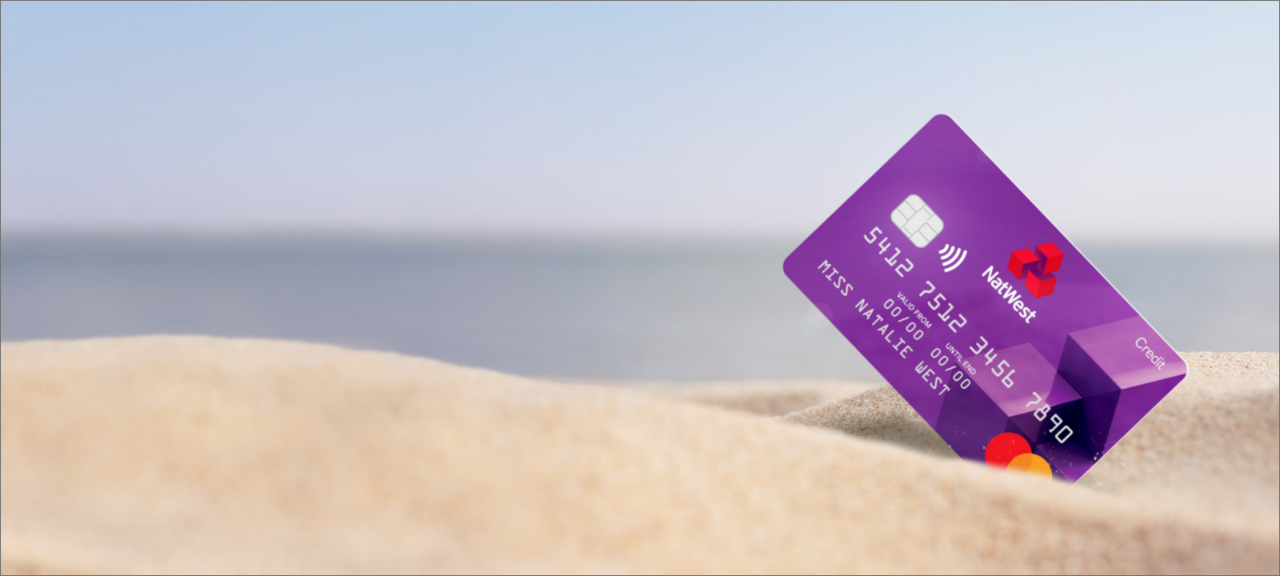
top-left (890, 194), bottom-right (944, 248)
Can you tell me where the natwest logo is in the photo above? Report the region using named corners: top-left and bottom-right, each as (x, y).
top-left (1007, 242), bottom-right (1063, 298)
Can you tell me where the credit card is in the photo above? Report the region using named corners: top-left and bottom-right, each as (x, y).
top-left (784, 115), bottom-right (1185, 482)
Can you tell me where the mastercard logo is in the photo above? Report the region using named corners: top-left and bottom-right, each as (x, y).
top-left (984, 432), bottom-right (1052, 478)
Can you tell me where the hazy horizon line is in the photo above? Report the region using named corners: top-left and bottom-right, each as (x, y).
top-left (2, 227), bottom-right (1277, 251)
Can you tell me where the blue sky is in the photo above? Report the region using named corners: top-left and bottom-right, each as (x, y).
top-left (2, 2), bottom-right (1277, 241)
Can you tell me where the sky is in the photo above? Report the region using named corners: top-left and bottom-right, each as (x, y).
top-left (2, 2), bottom-right (1277, 242)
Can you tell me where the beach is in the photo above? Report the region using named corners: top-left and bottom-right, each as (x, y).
top-left (1, 337), bottom-right (1275, 574)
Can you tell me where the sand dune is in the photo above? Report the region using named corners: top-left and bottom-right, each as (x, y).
top-left (1, 337), bottom-right (1276, 574)
top-left (561, 379), bottom-right (880, 417)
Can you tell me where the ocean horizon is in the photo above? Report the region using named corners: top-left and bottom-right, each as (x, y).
top-left (3, 234), bottom-right (1276, 381)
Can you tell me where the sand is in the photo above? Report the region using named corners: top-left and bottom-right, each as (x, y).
top-left (1, 337), bottom-right (1276, 574)
top-left (559, 379), bottom-right (881, 417)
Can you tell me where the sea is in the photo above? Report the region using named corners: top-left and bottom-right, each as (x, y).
top-left (2, 235), bottom-right (1276, 382)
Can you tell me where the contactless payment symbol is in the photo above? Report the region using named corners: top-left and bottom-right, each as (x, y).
top-left (938, 244), bottom-right (967, 273)
top-left (784, 115), bottom-right (1187, 483)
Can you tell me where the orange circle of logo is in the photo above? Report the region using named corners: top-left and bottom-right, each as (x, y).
top-left (1007, 453), bottom-right (1054, 478)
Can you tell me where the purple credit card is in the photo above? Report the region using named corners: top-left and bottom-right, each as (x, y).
top-left (784, 115), bottom-right (1185, 482)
